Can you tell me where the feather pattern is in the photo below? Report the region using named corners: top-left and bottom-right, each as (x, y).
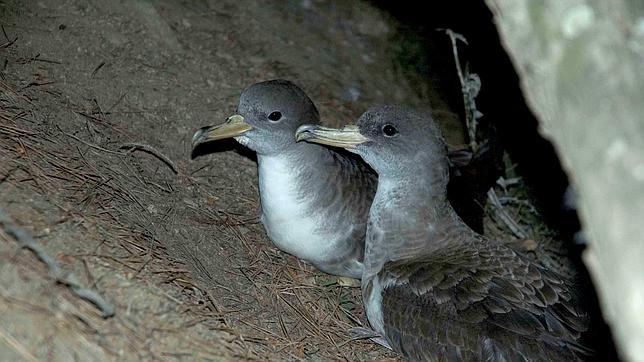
top-left (258, 144), bottom-right (376, 278)
top-left (377, 239), bottom-right (591, 361)
top-left (350, 105), bottom-right (592, 361)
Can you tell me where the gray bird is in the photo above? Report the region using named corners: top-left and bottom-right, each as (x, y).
top-left (192, 80), bottom-right (375, 278)
top-left (296, 105), bottom-right (591, 361)
top-left (192, 80), bottom-right (495, 280)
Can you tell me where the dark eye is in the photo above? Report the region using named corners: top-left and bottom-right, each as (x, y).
top-left (268, 111), bottom-right (282, 122)
top-left (382, 124), bottom-right (398, 137)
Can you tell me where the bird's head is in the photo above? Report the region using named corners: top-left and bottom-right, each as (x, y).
top-left (296, 105), bottom-right (449, 184)
top-left (192, 79), bottom-right (320, 156)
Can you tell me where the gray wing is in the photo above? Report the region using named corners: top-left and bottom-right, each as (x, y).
top-left (302, 147), bottom-right (378, 262)
top-left (380, 242), bottom-right (591, 361)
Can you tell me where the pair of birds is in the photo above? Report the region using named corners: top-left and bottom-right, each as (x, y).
top-left (192, 80), bottom-right (591, 360)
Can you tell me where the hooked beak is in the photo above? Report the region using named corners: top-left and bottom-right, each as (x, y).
top-left (295, 124), bottom-right (369, 150)
top-left (191, 115), bottom-right (253, 149)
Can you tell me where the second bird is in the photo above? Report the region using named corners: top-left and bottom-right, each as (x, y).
top-left (192, 80), bottom-right (495, 280)
top-left (296, 105), bottom-right (591, 360)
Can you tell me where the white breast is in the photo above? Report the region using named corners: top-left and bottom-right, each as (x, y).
top-left (257, 155), bottom-right (336, 264)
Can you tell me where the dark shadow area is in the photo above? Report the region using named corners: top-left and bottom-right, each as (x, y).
top-left (371, 1), bottom-right (618, 359)
top-left (191, 138), bottom-right (258, 162)
top-left (447, 141), bottom-right (503, 235)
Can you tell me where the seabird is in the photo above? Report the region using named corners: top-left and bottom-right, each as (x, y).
top-left (192, 80), bottom-right (495, 279)
top-left (296, 105), bottom-right (591, 360)
top-left (192, 80), bottom-right (374, 278)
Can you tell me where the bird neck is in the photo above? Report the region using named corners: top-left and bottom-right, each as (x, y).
top-left (371, 165), bottom-right (452, 217)
top-left (363, 173), bottom-right (475, 277)
top-left (258, 141), bottom-right (335, 169)
top-left (255, 142), bottom-right (346, 206)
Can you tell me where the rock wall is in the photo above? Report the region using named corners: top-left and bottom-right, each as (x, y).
top-left (484, 1), bottom-right (644, 360)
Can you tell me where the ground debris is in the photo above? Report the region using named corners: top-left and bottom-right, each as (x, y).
top-left (119, 142), bottom-right (178, 174)
top-left (0, 208), bottom-right (115, 318)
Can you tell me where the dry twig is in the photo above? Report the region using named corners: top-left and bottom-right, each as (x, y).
top-left (0, 207), bottom-right (115, 318)
top-left (119, 142), bottom-right (178, 174)
top-left (443, 29), bottom-right (483, 152)
top-left (487, 188), bottom-right (527, 239)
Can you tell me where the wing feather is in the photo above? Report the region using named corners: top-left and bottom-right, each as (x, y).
top-left (380, 241), bottom-right (591, 361)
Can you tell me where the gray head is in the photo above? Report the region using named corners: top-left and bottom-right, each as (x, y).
top-left (296, 105), bottom-right (449, 188)
top-left (192, 80), bottom-right (319, 156)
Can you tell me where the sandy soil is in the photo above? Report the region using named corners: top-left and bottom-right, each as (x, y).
top-left (0, 0), bottom-right (568, 360)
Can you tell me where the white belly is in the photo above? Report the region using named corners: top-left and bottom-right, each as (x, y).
top-left (257, 155), bottom-right (335, 264)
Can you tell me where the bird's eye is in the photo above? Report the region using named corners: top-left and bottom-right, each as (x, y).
top-left (268, 111), bottom-right (282, 122)
top-left (382, 124), bottom-right (398, 137)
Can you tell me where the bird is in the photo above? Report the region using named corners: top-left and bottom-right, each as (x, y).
top-left (192, 79), bottom-right (375, 278)
top-left (295, 105), bottom-right (592, 361)
top-left (192, 79), bottom-right (496, 279)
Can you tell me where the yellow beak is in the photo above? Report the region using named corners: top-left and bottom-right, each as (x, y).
top-left (192, 115), bottom-right (253, 149)
top-left (295, 124), bottom-right (369, 150)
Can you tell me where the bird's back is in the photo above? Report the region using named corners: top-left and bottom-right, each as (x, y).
top-left (378, 239), bottom-right (591, 361)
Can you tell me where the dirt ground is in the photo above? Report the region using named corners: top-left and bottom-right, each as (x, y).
top-left (0, 0), bottom-right (574, 360)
